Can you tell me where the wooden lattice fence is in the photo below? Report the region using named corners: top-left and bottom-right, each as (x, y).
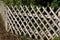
top-left (0, 3), bottom-right (60, 40)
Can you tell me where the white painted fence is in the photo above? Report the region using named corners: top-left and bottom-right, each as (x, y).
top-left (4, 5), bottom-right (60, 40)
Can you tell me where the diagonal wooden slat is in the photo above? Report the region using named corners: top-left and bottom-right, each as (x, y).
top-left (5, 5), bottom-right (60, 40)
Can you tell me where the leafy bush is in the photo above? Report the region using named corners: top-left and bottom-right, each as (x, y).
top-left (1, 0), bottom-right (60, 7)
top-left (53, 36), bottom-right (60, 40)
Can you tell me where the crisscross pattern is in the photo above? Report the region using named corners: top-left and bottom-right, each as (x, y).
top-left (6, 5), bottom-right (60, 40)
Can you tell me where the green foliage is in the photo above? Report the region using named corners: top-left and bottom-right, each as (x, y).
top-left (51, 0), bottom-right (59, 8)
top-left (53, 36), bottom-right (60, 40)
top-left (1, 0), bottom-right (60, 7)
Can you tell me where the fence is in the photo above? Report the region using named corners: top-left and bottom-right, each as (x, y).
top-left (3, 5), bottom-right (60, 40)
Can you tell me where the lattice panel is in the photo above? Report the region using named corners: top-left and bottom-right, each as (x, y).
top-left (6, 5), bottom-right (60, 40)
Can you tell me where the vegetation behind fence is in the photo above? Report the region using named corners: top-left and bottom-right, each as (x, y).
top-left (1, 0), bottom-right (60, 7)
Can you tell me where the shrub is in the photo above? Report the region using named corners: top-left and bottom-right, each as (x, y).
top-left (1, 0), bottom-right (60, 7)
top-left (53, 36), bottom-right (60, 40)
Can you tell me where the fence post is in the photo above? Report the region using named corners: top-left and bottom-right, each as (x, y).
top-left (0, 1), bottom-right (8, 32)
